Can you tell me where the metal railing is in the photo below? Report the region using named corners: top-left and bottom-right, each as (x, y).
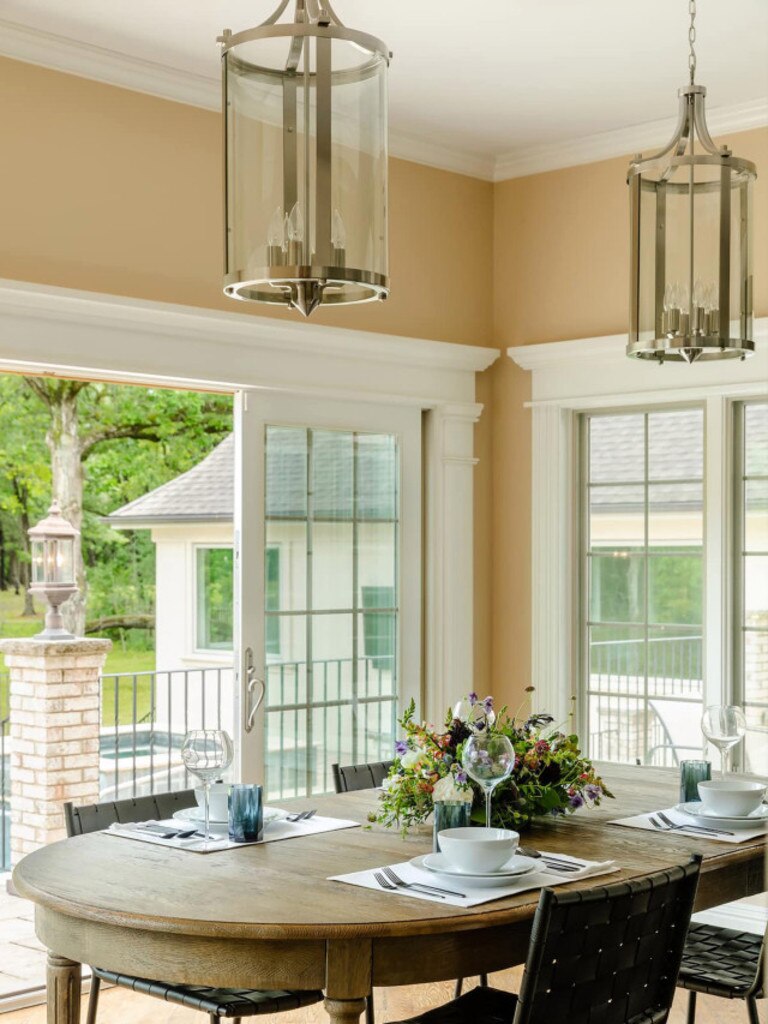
top-left (587, 632), bottom-right (703, 766)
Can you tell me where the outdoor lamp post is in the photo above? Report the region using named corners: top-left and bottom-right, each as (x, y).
top-left (28, 500), bottom-right (79, 640)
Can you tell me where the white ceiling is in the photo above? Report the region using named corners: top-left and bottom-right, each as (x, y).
top-left (1, 0), bottom-right (767, 179)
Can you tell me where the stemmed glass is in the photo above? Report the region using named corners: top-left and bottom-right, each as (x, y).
top-left (462, 732), bottom-right (515, 829)
top-left (181, 730), bottom-right (234, 845)
top-left (701, 705), bottom-right (746, 778)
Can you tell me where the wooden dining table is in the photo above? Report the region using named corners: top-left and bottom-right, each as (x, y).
top-left (12, 764), bottom-right (766, 1024)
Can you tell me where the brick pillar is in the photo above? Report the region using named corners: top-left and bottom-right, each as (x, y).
top-left (0, 637), bottom-right (111, 864)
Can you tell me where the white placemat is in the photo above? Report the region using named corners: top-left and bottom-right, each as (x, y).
top-left (104, 813), bottom-right (360, 854)
top-left (609, 805), bottom-right (767, 844)
top-left (330, 853), bottom-right (617, 908)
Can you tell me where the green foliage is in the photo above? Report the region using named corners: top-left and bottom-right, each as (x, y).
top-left (0, 375), bottom-right (232, 655)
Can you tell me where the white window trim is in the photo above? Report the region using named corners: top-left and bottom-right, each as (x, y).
top-left (509, 321), bottom-right (768, 731)
top-left (0, 279), bottom-right (498, 725)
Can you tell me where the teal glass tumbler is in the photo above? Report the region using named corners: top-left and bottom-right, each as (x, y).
top-left (228, 784), bottom-right (263, 843)
top-left (679, 760), bottom-right (711, 804)
top-left (433, 801), bottom-right (472, 853)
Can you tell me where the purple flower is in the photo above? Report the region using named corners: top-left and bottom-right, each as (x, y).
top-left (455, 769), bottom-right (467, 785)
top-left (585, 783), bottom-right (602, 801)
top-left (468, 692), bottom-right (478, 706)
top-left (483, 696), bottom-right (494, 713)
top-left (569, 793), bottom-right (584, 810)
top-left (395, 740), bottom-right (408, 756)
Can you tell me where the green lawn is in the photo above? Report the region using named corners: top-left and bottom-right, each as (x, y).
top-left (0, 590), bottom-right (156, 725)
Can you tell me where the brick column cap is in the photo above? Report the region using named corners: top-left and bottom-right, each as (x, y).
top-left (0, 638), bottom-right (112, 656)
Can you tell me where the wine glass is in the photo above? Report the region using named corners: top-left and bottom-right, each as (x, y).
top-left (462, 732), bottom-right (515, 829)
top-left (701, 705), bottom-right (746, 778)
top-left (181, 730), bottom-right (234, 845)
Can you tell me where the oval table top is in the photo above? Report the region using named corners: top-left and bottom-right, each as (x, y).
top-left (13, 765), bottom-right (766, 941)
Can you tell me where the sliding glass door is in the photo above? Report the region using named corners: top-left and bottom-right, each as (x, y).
top-left (235, 394), bottom-right (421, 796)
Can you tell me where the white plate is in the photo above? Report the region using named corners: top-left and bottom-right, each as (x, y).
top-left (173, 806), bottom-right (287, 827)
top-left (416, 851), bottom-right (537, 881)
top-left (677, 801), bottom-right (768, 830)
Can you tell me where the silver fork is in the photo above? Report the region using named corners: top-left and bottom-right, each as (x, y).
top-left (382, 866), bottom-right (467, 899)
top-left (649, 814), bottom-right (733, 838)
top-left (287, 808), bottom-right (317, 822)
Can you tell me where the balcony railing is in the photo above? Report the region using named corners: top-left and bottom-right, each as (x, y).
top-left (587, 632), bottom-right (703, 766)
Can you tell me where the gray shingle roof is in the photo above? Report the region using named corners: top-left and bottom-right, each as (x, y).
top-left (106, 435), bottom-right (234, 525)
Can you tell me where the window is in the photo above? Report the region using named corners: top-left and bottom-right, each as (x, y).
top-left (196, 545), bottom-right (279, 653)
top-left (196, 547), bottom-right (234, 651)
top-left (582, 408), bottom-right (704, 766)
top-left (362, 585), bottom-right (396, 670)
top-left (734, 400), bottom-right (768, 773)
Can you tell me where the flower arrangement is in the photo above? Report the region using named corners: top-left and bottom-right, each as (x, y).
top-left (373, 691), bottom-right (612, 834)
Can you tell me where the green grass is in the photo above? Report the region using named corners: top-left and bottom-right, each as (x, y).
top-left (0, 590), bottom-right (157, 725)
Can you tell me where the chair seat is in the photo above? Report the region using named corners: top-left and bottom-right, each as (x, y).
top-left (389, 985), bottom-right (518, 1024)
top-left (93, 968), bottom-right (324, 1017)
top-left (678, 922), bottom-right (763, 999)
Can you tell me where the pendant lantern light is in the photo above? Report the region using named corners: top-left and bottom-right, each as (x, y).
top-left (627, 1), bottom-right (756, 363)
top-left (219, 1), bottom-right (391, 318)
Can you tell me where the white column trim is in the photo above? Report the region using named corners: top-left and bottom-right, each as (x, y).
top-left (424, 402), bottom-right (483, 725)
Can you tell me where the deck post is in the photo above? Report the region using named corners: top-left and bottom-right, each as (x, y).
top-left (0, 637), bottom-right (111, 865)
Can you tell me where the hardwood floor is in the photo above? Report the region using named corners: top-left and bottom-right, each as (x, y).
top-left (1, 972), bottom-right (759, 1023)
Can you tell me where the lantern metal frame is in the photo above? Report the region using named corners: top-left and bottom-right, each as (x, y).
top-left (219, 0), bottom-right (391, 317)
top-left (28, 500), bottom-right (79, 641)
top-left (627, 83), bottom-right (756, 363)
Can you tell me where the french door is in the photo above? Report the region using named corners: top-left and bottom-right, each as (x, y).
top-left (234, 392), bottom-right (421, 797)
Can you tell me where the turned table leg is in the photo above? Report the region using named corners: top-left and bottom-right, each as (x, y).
top-left (46, 953), bottom-right (81, 1024)
top-left (325, 997), bottom-right (368, 1023)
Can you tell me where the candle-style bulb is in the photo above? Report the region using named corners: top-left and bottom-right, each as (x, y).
top-left (287, 202), bottom-right (304, 243)
top-left (663, 283), bottom-right (673, 311)
top-left (332, 209), bottom-right (346, 250)
top-left (268, 207), bottom-right (284, 248)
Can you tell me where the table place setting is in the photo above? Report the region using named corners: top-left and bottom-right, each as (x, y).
top-left (329, 850), bottom-right (617, 909)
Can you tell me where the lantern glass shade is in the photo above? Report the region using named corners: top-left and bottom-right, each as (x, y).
top-left (628, 87), bottom-right (756, 362)
top-left (222, 17), bottom-right (389, 316)
top-left (31, 536), bottom-right (75, 586)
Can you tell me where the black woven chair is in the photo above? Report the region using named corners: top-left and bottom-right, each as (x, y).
top-left (331, 760), bottom-right (393, 793)
top-left (389, 855), bottom-right (702, 1024)
top-left (64, 790), bottom-right (324, 1024)
top-left (678, 920), bottom-right (765, 1024)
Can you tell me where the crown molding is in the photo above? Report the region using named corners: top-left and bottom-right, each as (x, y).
top-left (494, 97), bottom-right (768, 181)
top-left (1, 18), bottom-right (765, 184)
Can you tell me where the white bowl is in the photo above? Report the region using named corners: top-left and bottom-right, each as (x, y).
top-left (437, 827), bottom-right (519, 874)
top-left (195, 783), bottom-right (230, 821)
top-left (697, 779), bottom-right (765, 817)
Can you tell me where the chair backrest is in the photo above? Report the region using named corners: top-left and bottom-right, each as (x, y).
top-left (331, 760), bottom-right (393, 793)
top-left (64, 789), bottom-right (197, 837)
top-left (513, 856), bottom-right (702, 1024)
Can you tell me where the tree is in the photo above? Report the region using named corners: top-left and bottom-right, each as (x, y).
top-left (0, 376), bottom-right (231, 635)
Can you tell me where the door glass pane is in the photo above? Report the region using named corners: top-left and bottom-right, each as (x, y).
top-left (583, 408), bottom-right (704, 766)
top-left (264, 426), bottom-right (400, 799)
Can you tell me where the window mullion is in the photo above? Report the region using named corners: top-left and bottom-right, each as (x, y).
top-left (703, 396), bottom-right (731, 736)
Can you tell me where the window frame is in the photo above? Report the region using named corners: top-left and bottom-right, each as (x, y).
top-left (193, 543), bottom-right (236, 656)
top-left (509, 321), bottom-right (768, 760)
top-left (577, 402), bottom-right (707, 766)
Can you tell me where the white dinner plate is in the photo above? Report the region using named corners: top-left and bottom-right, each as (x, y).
top-left (173, 806), bottom-right (288, 827)
top-left (677, 801), bottom-right (768, 830)
top-left (415, 851), bottom-right (537, 882)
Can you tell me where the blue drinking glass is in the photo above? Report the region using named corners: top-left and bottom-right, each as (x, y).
top-left (228, 784), bottom-right (263, 843)
top-left (433, 801), bottom-right (472, 853)
top-left (679, 760), bottom-right (711, 804)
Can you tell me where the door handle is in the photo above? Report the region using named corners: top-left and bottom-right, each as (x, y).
top-left (243, 647), bottom-right (265, 734)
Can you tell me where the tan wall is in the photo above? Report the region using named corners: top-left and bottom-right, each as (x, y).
top-left (490, 126), bottom-right (768, 712)
top-left (0, 57), bottom-right (495, 348)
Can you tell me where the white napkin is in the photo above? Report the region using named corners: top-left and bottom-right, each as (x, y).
top-left (329, 854), bottom-right (617, 908)
top-left (609, 805), bottom-right (767, 844)
top-left (104, 813), bottom-right (360, 854)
